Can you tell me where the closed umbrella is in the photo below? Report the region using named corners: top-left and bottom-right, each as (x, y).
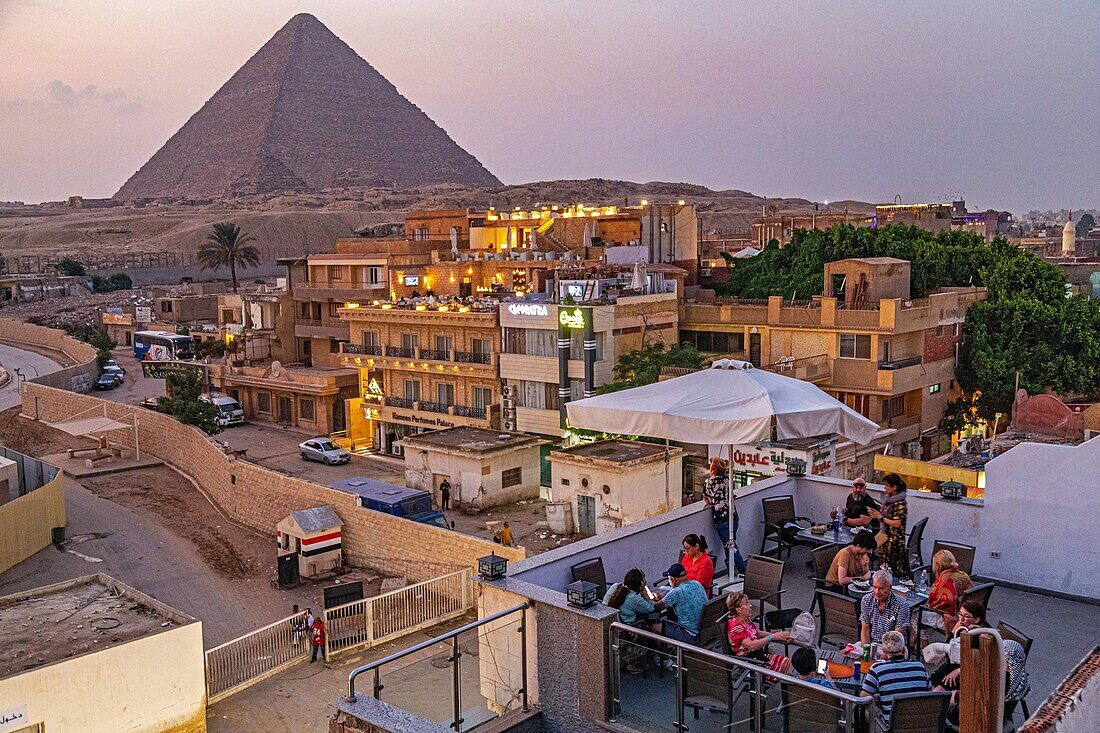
top-left (630, 260), bottom-right (647, 291)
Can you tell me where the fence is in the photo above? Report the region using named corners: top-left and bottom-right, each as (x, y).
top-left (204, 610), bottom-right (309, 703)
top-left (326, 568), bottom-right (473, 657)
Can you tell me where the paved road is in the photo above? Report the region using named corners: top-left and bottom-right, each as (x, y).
top-left (0, 343), bottom-right (61, 410)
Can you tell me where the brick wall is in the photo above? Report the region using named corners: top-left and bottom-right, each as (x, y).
top-left (21, 384), bottom-right (523, 581)
top-left (922, 325), bottom-right (961, 364)
top-left (0, 316), bottom-right (99, 393)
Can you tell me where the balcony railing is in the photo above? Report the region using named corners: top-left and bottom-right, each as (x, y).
top-left (386, 346), bottom-right (416, 358)
top-left (454, 405), bottom-right (487, 419)
top-left (297, 317), bottom-right (323, 327)
top-left (342, 343), bottom-right (381, 356)
top-left (879, 355), bottom-right (923, 370)
top-left (455, 350), bottom-right (492, 364)
top-left (418, 348), bottom-right (452, 361)
top-left (386, 396), bottom-right (415, 409)
top-left (418, 401), bottom-right (452, 414)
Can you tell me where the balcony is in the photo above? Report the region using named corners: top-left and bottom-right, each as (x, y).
top-left (341, 343), bottom-right (381, 356)
top-left (455, 350), bottom-right (492, 365)
top-left (386, 346), bottom-right (416, 358)
top-left (385, 396), bottom-right (414, 409)
top-left (293, 282), bottom-right (388, 302)
top-left (294, 319), bottom-right (348, 339)
top-left (418, 348), bottom-right (452, 361)
top-left (417, 401), bottom-right (452, 414)
top-left (453, 404), bottom-right (486, 419)
top-left (761, 353), bottom-right (832, 383)
top-left (878, 354), bottom-right (922, 370)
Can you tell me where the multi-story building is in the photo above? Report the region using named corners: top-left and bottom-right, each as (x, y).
top-left (679, 257), bottom-right (986, 472)
top-left (752, 210), bottom-right (869, 247)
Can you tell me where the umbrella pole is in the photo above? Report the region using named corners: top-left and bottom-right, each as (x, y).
top-left (728, 443), bottom-right (736, 579)
top-left (664, 438), bottom-right (670, 512)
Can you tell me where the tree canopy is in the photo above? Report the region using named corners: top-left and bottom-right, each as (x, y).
top-left (598, 340), bottom-right (704, 394)
top-left (198, 222), bottom-right (260, 293)
top-left (1076, 213), bottom-right (1095, 238)
top-left (157, 370), bottom-right (223, 435)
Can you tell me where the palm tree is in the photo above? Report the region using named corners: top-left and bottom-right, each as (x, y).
top-left (198, 222), bottom-right (260, 293)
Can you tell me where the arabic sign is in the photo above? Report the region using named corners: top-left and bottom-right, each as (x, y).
top-left (135, 306), bottom-right (152, 323)
top-left (715, 440), bottom-right (838, 477)
top-left (0, 705), bottom-right (30, 733)
top-left (140, 360), bottom-right (206, 380)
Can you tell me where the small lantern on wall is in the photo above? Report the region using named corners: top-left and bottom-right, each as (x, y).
top-left (477, 552), bottom-right (508, 580)
top-left (939, 480), bottom-right (965, 501)
top-left (565, 580), bottom-right (599, 609)
top-left (785, 458), bottom-right (808, 477)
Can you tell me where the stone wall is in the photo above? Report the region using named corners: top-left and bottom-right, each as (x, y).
top-left (0, 315), bottom-right (99, 393)
top-left (21, 383), bottom-right (522, 581)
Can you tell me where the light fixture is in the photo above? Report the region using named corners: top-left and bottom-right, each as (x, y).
top-left (785, 458), bottom-right (807, 477)
top-left (478, 552), bottom-right (508, 580)
top-left (565, 580), bottom-right (599, 608)
top-left (939, 480), bottom-right (965, 501)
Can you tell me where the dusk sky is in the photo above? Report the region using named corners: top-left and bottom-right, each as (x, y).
top-left (1, 0), bottom-right (1096, 211)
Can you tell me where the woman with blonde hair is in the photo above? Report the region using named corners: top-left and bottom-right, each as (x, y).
top-left (703, 457), bottom-right (745, 574)
top-left (923, 549), bottom-right (973, 632)
top-left (725, 591), bottom-right (792, 674)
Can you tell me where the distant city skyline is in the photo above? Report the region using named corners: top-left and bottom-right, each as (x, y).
top-left (0, 0), bottom-right (1096, 212)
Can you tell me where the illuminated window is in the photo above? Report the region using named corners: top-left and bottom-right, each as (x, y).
top-left (929, 383), bottom-right (941, 394)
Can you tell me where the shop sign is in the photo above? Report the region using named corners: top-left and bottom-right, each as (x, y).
top-left (558, 307), bottom-right (586, 330)
top-left (389, 411), bottom-right (456, 429)
top-left (722, 440), bottom-right (837, 477)
top-left (135, 306), bottom-right (152, 322)
top-left (140, 360), bottom-right (206, 380)
top-left (507, 303), bottom-right (548, 317)
top-left (403, 275), bottom-right (420, 286)
top-left (0, 705), bottom-right (30, 733)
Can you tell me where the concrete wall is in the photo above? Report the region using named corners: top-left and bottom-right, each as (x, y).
top-left (404, 445), bottom-right (542, 509)
top-left (0, 315), bottom-right (98, 392)
top-left (89, 262), bottom-right (281, 287)
top-left (478, 584), bottom-right (540, 712)
top-left (0, 619), bottom-right (206, 733)
top-left (21, 383), bottom-right (522, 582)
top-left (0, 470), bottom-right (65, 574)
top-left (550, 453), bottom-right (682, 534)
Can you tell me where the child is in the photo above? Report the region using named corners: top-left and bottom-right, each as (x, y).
top-left (791, 647), bottom-right (836, 689)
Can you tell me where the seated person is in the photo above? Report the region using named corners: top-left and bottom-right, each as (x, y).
top-left (844, 477), bottom-right (881, 531)
top-left (945, 637), bottom-right (1031, 727)
top-left (929, 601), bottom-right (987, 689)
top-left (791, 647), bottom-right (836, 689)
top-left (604, 568), bottom-right (663, 633)
top-left (860, 569), bottom-right (910, 645)
top-left (922, 549), bottom-right (973, 633)
top-left (659, 563), bottom-right (708, 644)
top-left (860, 630), bottom-right (931, 730)
top-left (681, 533), bottom-right (714, 597)
top-left (825, 530), bottom-right (876, 588)
top-left (725, 591), bottom-right (793, 674)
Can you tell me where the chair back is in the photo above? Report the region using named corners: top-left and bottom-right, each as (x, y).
top-left (743, 554), bottom-right (784, 607)
top-left (696, 596), bottom-right (732, 651)
top-left (996, 620), bottom-right (1033, 657)
top-left (883, 690), bottom-right (951, 732)
top-left (816, 589), bottom-right (861, 645)
top-left (762, 495), bottom-right (796, 525)
top-left (811, 543), bottom-right (842, 584)
top-left (682, 648), bottom-right (734, 711)
top-left (931, 540), bottom-right (975, 575)
top-left (906, 517), bottom-right (929, 565)
top-left (961, 582), bottom-right (994, 612)
top-left (570, 557), bottom-right (607, 597)
top-left (782, 682), bottom-right (842, 733)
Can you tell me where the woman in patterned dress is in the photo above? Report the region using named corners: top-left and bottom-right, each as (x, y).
top-left (868, 473), bottom-right (910, 579)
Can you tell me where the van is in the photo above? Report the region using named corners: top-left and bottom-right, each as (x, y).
top-left (200, 392), bottom-right (245, 427)
top-left (328, 477), bottom-right (451, 530)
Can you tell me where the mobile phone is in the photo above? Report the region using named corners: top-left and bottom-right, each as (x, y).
top-left (817, 659), bottom-right (828, 675)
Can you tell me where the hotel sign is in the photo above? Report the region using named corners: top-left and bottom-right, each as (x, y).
top-left (507, 303), bottom-right (548, 317)
top-left (558, 307), bottom-right (586, 330)
top-left (389, 411), bottom-right (457, 429)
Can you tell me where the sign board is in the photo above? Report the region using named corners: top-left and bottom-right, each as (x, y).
top-left (558, 307), bottom-right (586, 330)
top-left (323, 580), bottom-right (364, 609)
top-left (403, 275), bottom-right (420, 287)
top-left (135, 306), bottom-right (152, 323)
top-left (711, 439), bottom-right (838, 477)
top-left (0, 705), bottom-right (30, 733)
top-left (102, 312), bottom-right (134, 326)
top-left (507, 302), bottom-right (548, 317)
top-left (141, 360), bottom-right (206, 380)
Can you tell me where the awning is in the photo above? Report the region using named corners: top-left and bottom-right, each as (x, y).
top-left (48, 416), bottom-right (134, 436)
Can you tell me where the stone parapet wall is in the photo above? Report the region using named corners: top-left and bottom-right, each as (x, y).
top-left (0, 315), bottom-right (99, 393)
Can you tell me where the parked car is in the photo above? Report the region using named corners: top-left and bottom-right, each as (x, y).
top-left (103, 364), bottom-right (125, 381)
top-left (199, 392), bottom-right (245, 427)
top-left (139, 397), bottom-right (160, 410)
top-left (299, 438), bottom-right (351, 465)
top-left (95, 373), bottom-right (121, 390)
top-left (104, 359), bottom-right (126, 374)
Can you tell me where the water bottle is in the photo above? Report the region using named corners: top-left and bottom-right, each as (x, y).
top-left (853, 660), bottom-right (862, 682)
top-left (918, 569), bottom-right (929, 593)
top-left (832, 506), bottom-right (841, 536)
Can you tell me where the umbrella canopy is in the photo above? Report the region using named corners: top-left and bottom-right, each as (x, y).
top-left (566, 359), bottom-right (879, 445)
top-left (630, 260), bottom-right (647, 291)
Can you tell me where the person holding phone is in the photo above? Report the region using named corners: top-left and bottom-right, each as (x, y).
top-left (791, 647), bottom-right (836, 689)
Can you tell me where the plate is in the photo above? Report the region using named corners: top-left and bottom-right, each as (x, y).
top-left (849, 527), bottom-right (862, 535)
top-left (827, 660), bottom-right (854, 679)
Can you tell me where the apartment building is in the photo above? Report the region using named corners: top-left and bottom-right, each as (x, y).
top-left (338, 301), bottom-right (502, 455)
top-left (752, 210), bottom-right (869, 247)
top-left (680, 257), bottom-right (986, 470)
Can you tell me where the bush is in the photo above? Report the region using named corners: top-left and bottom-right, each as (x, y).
top-left (157, 370), bottom-right (223, 435)
top-left (55, 257), bottom-right (86, 276)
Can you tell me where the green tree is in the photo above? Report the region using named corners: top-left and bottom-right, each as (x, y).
top-left (90, 272), bottom-right (134, 293)
top-left (157, 370), bottom-right (223, 435)
top-left (55, 257), bottom-right (86, 276)
top-left (198, 222), bottom-right (260, 293)
top-left (598, 341), bottom-right (704, 394)
top-left (1076, 213), bottom-right (1095, 238)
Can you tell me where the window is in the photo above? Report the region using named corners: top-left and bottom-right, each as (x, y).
top-left (362, 331), bottom-right (379, 347)
top-left (569, 332), bottom-right (603, 361)
top-left (524, 328), bottom-right (556, 357)
top-left (929, 383), bottom-right (941, 394)
top-left (302, 339), bottom-right (311, 355)
top-left (839, 333), bottom-right (872, 359)
top-left (401, 333), bottom-right (419, 350)
top-left (833, 391), bottom-right (871, 418)
top-left (414, 227), bottom-right (429, 241)
top-left (953, 323), bottom-right (961, 337)
top-left (404, 379), bottom-right (421, 402)
top-left (436, 382), bottom-right (455, 405)
top-left (328, 265), bottom-right (344, 280)
top-left (299, 397), bottom-right (315, 421)
top-left (435, 335), bottom-right (454, 352)
top-left (473, 387), bottom-right (493, 410)
top-left (300, 302), bottom-right (311, 318)
top-left (257, 391), bottom-right (271, 414)
top-left (518, 380), bottom-right (550, 410)
top-left (329, 303), bottom-right (340, 318)
top-left (681, 330), bottom-right (744, 354)
top-left (330, 339), bottom-right (346, 353)
top-left (502, 467), bottom-right (522, 488)
top-left (472, 338), bottom-right (491, 355)
top-left (882, 395), bottom-right (905, 421)
top-left (367, 266), bottom-right (383, 285)
top-left (161, 301), bottom-right (173, 313)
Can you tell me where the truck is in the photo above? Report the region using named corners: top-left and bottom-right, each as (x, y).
top-left (328, 477), bottom-right (452, 530)
top-left (200, 392), bottom-right (245, 427)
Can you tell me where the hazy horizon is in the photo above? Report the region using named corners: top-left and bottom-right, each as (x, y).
top-left (1, 0), bottom-right (1096, 212)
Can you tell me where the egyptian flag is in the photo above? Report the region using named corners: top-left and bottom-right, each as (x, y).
top-left (301, 529), bottom-right (342, 557)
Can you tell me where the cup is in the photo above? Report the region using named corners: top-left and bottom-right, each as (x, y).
top-left (871, 642), bottom-right (880, 659)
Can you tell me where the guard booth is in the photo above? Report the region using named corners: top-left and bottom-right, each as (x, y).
top-left (276, 505), bottom-right (343, 580)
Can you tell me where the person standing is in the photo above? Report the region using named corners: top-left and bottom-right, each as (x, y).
top-left (702, 457), bottom-right (745, 575)
top-left (309, 616), bottom-right (327, 663)
top-left (290, 604), bottom-right (305, 647)
top-left (500, 521), bottom-right (513, 547)
top-left (440, 479), bottom-right (451, 510)
top-left (868, 473), bottom-right (910, 579)
top-left (843, 477), bottom-right (881, 531)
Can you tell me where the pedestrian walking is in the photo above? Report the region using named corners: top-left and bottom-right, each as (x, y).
top-left (309, 616), bottom-right (327, 663)
top-left (440, 479), bottom-right (451, 510)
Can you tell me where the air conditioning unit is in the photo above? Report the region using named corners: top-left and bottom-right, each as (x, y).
top-left (700, 268), bottom-right (712, 277)
top-left (903, 440), bottom-right (921, 455)
top-left (502, 398), bottom-right (515, 410)
top-left (502, 418), bottom-right (517, 431)
top-left (502, 384), bottom-right (517, 399)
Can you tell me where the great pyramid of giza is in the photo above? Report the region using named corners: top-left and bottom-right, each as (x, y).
top-left (115, 13), bottom-right (500, 200)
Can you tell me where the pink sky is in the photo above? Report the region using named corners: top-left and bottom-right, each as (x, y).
top-left (1, 0), bottom-right (1096, 211)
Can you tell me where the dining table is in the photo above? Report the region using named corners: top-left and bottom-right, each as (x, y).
top-left (796, 525), bottom-right (858, 547)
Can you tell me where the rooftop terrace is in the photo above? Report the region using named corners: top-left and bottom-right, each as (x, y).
top-left (400, 426), bottom-right (543, 454)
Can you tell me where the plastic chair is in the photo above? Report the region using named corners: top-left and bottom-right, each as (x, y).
top-left (876, 690), bottom-right (950, 732)
top-left (742, 554), bottom-right (803, 630)
top-left (782, 681), bottom-right (843, 733)
top-left (808, 542), bottom-right (843, 614)
top-left (816, 589), bottom-right (861, 648)
top-left (759, 495), bottom-right (812, 558)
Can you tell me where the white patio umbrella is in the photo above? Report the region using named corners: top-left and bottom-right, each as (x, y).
top-left (582, 221), bottom-right (592, 248)
top-left (630, 259), bottom-right (647, 291)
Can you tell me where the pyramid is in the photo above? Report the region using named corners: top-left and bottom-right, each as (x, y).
top-left (115, 14), bottom-right (500, 200)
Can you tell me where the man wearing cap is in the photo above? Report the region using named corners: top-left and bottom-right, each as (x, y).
top-left (659, 563), bottom-right (708, 644)
top-left (844, 477), bottom-right (881, 532)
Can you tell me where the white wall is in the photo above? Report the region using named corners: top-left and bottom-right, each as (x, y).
top-left (405, 445), bottom-right (542, 509)
top-left (0, 621), bottom-right (206, 733)
top-left (551, 455), bottom-right (682, 534)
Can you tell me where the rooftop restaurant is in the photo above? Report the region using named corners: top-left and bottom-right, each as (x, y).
top-left (332, 435), bottom-right (1100, 733)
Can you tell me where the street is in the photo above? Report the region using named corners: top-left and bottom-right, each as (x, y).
top-left (0, 342), bottom-right (61, 410)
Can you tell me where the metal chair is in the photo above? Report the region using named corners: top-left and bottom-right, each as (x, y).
top-left (997, 621), bottom-right (1033, 721)
top-left (742, 554), bottom-right (803, 630)
top-left (696, 594), bottom-right (733, 652)
top-left (906, 517), bottom-right (929, 570)
top-left (759, 495), bottom-right (812, 558)
top-left (782, 681), bottom-right (843, 733)
top-left (569, 557), bottom-right (607, 597)
top-left (876, 690), bottom-right (951, 732)
top-left (816, 589), bottom-right (862, 648)
top-left (681, 647), bottom-right (737, 729)
top-left (808, 542), bottom-right (843, 614)
top-left (914, 540), bottom-right (976, 577)
top-left (914, 582), bottom-right (994, 644)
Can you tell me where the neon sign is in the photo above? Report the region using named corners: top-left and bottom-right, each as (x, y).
top-left (507, 303), bottom-right (548, 317)
top-left (559, 308), bottom-right (586, 329)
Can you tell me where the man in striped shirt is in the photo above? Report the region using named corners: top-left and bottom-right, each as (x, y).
top-left (861, 630), bottom-right (931, 728)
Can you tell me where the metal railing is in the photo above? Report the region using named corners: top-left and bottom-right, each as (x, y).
top-left (609, 622), bottom-right (872, 732)
top-left (296, 317), bottom-right (323, 327)
top-left (386, 396), bottom-right (415, 408)
top-left (418, 400), bottom-right (453, 414)
top-left (455, 350), bottom-right (492, 364)
top-left (419, 348), bottom-right (452, 361)
top-left (346, 602), bottom-right (531, 730)
top-left (878, 355), bottom-right (923, 370)
top-left (205, 610), bottom-right (308, 703)
top-left (326, 568), bottom-right (472, 658)
top-left (761, 353), bottom-right (833, 382)
top-left (454, 405), bottom-right (486, 419)
top-left (386, 346), bottom-right (416, 358)
top-left (343, 343), bottom-right (381, 355)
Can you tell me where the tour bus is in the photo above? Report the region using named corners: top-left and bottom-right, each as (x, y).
top-left (133, 330), bottom-right (195, 361)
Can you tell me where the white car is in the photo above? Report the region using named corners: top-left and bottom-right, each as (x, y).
top-left (299, 438), bottom-right (351, 465)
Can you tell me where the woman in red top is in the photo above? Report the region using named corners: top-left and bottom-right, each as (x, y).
top-left (725, 592), bottom-right (792, 674)
top-left (681, 534), bottom-right (715, 597)
top-left (923, 549), bottom-right (973, 632)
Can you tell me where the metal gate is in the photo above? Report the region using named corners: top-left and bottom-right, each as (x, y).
top-left (577, 495), bottom-right (596, 536)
